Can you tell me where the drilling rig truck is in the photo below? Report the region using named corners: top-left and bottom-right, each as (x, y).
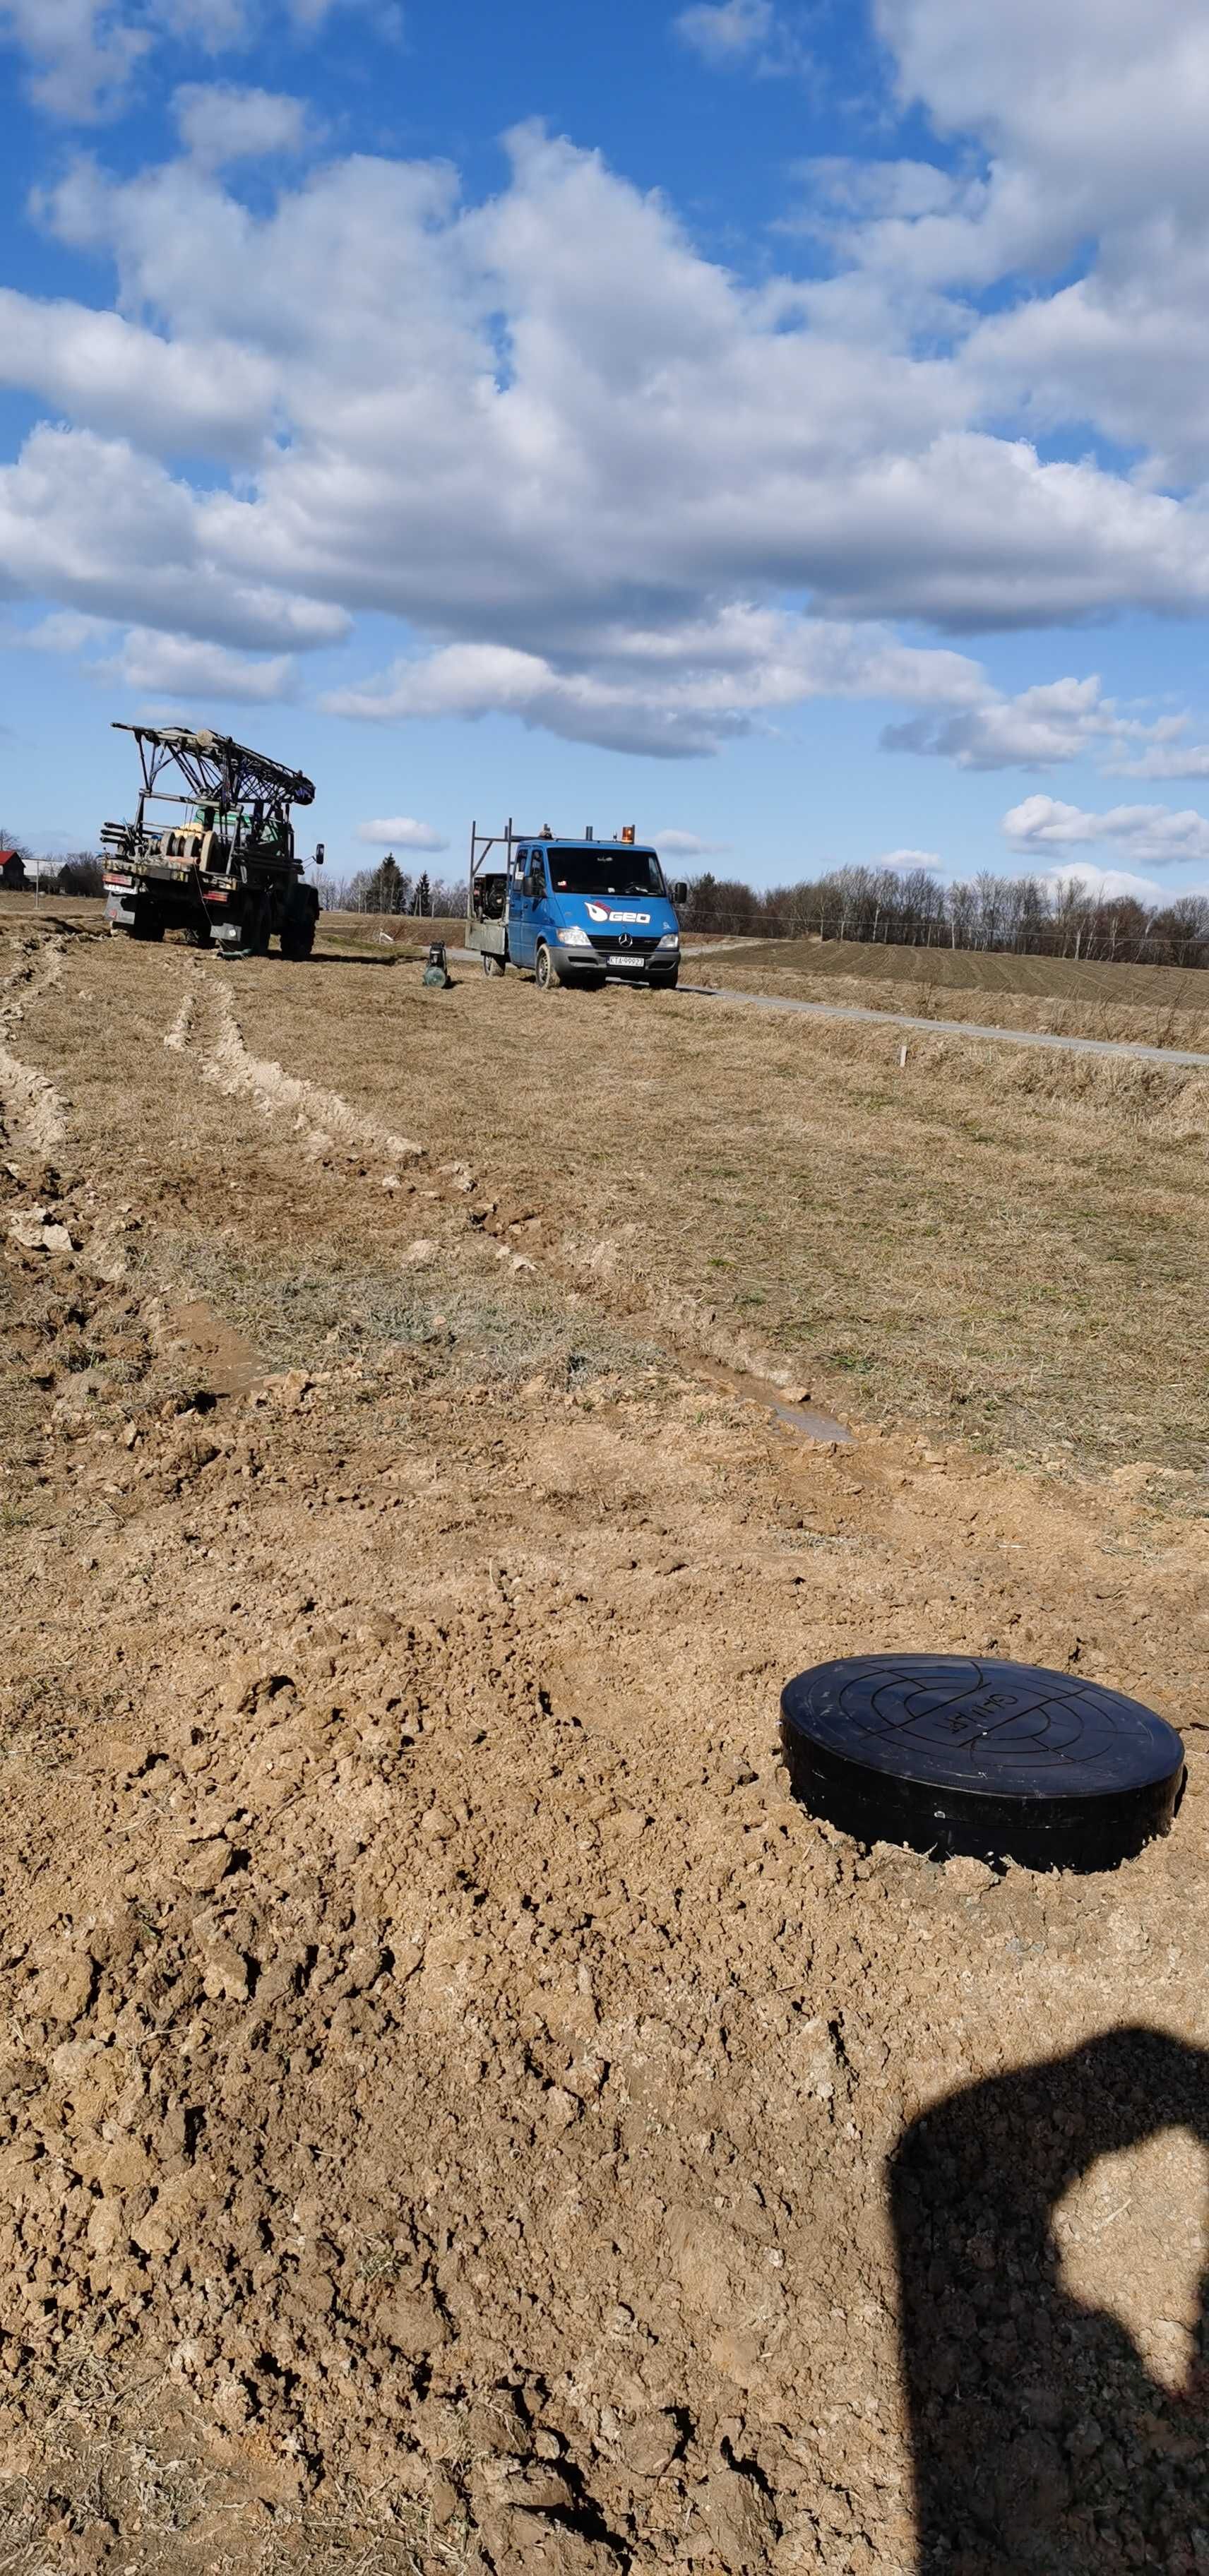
top-left (101, 722), bottom-right (323, 958)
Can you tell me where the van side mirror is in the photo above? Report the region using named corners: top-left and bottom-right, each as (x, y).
top-left (673, 880), bottom-right (689, 907)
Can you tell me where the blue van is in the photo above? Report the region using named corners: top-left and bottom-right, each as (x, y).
top-left (466, 825), bottom-right (689, 991)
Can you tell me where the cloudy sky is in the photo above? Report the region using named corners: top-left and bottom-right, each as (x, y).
top-left (4, 0), bottom-right (1209, 897)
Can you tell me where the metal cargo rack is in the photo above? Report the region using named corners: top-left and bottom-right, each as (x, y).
top-left (465, 818), bottom-right (527, 958)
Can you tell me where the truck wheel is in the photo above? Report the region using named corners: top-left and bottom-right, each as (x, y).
top-left (131, 914), bottom-right (165, 943)
top-left (535, 943), bottom-right (558, 991)
top-left (281, 919), bottom-right (315, 960)
top-left (482, 953), bottom-right (506, 978)
top-left (183, 923), bottom-right (212, 949)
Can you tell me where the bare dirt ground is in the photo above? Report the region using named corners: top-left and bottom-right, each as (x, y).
top-left (1, 905), bottom-right (1208, 2575)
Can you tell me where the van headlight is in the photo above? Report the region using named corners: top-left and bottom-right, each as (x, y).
top-left (657, 931), bottom-right (680, 948)
top-left (556, 926), bottom-right (591, 947)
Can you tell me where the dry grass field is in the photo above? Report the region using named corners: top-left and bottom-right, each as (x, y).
top-left (314, 909), bottom-right (467, 961)
top-left (222, 936), bottom-right (1209, 1487)
top-left (696, 931), bottom-right (1209, 1006)
top-left (1, 899), bottom-right (1208, 2575)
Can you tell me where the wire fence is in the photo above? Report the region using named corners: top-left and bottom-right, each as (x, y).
top-left (319, 893), bottom-right (1209, 971)
top-left (675, 914), bottom-right (1209, 966)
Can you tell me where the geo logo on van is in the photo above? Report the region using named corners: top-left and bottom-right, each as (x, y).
top-left (585, 902), bottom-right (652, 924)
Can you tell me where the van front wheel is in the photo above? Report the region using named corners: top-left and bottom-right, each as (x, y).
top-left (535, 942), bottom-right (557, 991)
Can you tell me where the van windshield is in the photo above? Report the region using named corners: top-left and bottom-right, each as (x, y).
top-left (548, 847), bottom-right (665, 898)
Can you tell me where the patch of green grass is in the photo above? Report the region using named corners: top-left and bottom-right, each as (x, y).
top-left (157, 1235), bottom-right (664, 1393)
top-left (356, 2241), bottom-right (408, 2283)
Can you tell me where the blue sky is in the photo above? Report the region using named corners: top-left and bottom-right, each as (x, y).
top-left (5, 0), bottom-right (1209, 903)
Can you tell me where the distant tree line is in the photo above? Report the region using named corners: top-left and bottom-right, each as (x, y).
top-left (680, 864), bottom-right (1209, 970)
top-left (1, 835), bottom-right (472, 916)
top-left (0, 836), bottom-right (105, 898)
top-left (320, 854), bottom-right (463, 916)
top-left (11, 830), bottom-right (1207, 971)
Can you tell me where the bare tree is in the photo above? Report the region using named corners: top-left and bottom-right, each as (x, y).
top-left (56, 854), bottom-right (105, 898)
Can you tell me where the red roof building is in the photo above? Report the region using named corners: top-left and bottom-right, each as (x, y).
top-left (0, 850), bottom-right (27, 889)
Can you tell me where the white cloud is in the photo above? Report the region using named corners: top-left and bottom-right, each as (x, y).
top-left (1103, 734), bottom-right (1209, 780)
top-left (792, 1), bottom-right (1209, 484)
top-left (0, 424), bottom-right (348, 652)
top-left (323, 614), bottom-right (994, 758)
top-left (7, 86), bottom-right (1209, 761)
top-left (0, 0), bottom-right (151, 121)
top-left (653, 829), bottom-right (734, 856)
top-left (0, 289), bottom-right (273, 463)
top-left (881, 674), bottom-right (1188, 773)
top-left (173, 83), bottom-right (314, 166)
top-left (0, 0), bottom-right (250, 122)
top-left (878, 0), bottom-right (1209, 221)
top-left (13, 609), bottom-right (109, 653)
top-left (355, 816), bottom-right (449, 850)
top-left (1040, 861), bottom-right (1167, 907)
top-left (97, 628), bottom-right (297, 700)
top-left (794, 157), bottom-right (964, 227)
top-left (1003, 794), bottom-right (1209, 866)
top-left (673, 0), bottom-right (809, 77)
top-left (326, 643), bottom-right (733, 757)
top-left (3, 604), bottom-right (294, 702)
top-left (876, 847), bottom-right (944, 871)
top-left (674, 0), bottom-right (773, 62)
top-left (1, 0), bottom-right (380, 123)
top-left (28, 122), bottom-right (1209, 652)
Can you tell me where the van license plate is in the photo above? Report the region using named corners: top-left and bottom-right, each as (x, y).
top-left (608, 953), bottom-right (640, 966)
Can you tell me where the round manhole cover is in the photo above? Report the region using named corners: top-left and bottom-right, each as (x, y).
top-left (780, 1654), bottom-right (1184, 1871)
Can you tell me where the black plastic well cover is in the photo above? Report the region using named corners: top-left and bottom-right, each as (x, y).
top-left (780, 1654), bottom-right (1184, 1871)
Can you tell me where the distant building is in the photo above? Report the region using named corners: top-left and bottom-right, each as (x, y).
top-left (0, 850), bottom-right (27, 890)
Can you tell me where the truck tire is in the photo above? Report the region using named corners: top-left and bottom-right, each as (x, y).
top-left (131, 913), bottom-right (165, 943)
top-left (535, 942), bottom-right (558, 991)
top-left (183, 923), bottom-right (212, 949)
top-left (280, 885), bottom-right (317, 960)
top-left (482, 953), bottom-right (506, 978)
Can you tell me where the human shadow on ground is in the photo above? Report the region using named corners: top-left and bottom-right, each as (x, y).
top-left (891, 2027), bottom-right (1209, 2573)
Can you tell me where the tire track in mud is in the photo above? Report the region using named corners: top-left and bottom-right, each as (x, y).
top-left (188, 970), bottom-right (850, 1441)
top-left (0, 936), bottom-right (68, 1158)
top-left (162, 984), bottom-right (198, 1056)
top-left (192, 966), bottom-right (424, 1167)
top-left (0, 943), bottom-right (841, 1457)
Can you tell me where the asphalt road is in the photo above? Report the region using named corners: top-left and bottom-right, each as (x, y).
top-left (677, 980), bottom-right (1209, 1071)
top-left (453, 945), bottom-right (1209, 1071)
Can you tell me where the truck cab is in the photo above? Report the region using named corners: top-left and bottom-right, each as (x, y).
top-left (467, 825), bottom-right (687, 990)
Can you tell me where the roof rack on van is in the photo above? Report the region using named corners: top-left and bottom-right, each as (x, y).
top-left (467, 820), bottom-right (645, 895)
